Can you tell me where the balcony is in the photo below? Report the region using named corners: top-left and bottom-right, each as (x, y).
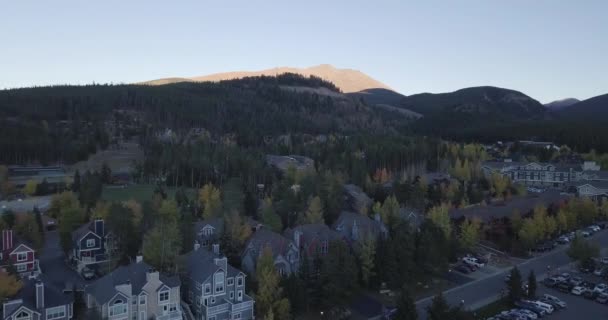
top-left (231, 300), bottom-right (254, 313)
top-left (206, 302), bottom-right (230, 315)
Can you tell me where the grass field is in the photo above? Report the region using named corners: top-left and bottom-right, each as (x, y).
top-left (101, 184), bottom-right (196, 202)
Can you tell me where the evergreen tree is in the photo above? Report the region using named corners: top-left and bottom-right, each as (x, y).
top-left (507, 266), bottom-right (523, 304)
top-left (426, 292), bottom-right (451, 320)
top-left (319, 240), bottom-right (359, 306)
top-left (303, 196), bottom-right (324, 224)
top-left (259, 197), bottom-right (283, 232)
top-left (395, 286), bottom-right (418, 320)
top-left (359, 236), bottom-right (376, 288)
top-left (72, 170), bottom-right (81, 192)
top-left (527, 270), bottom-right (537, 299)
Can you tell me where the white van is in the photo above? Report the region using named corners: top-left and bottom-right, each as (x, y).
top-left (529, 300), bottom-right (554, 314)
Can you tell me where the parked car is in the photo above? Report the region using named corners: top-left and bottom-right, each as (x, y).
top-left (569, 277), bottom-right (584, 286)
top-left (543, 277), bottom-right (559, 287)
top-left (589, 225), bottom-right (601, 232)
top-left (455, 264), bottom-right (472, 274)
top-left (593, 267), bottom-right (607, 277)
top-left (560, 272), bottom-right (572, 280)
top-left (557, 282), bottom-right (572, 292)
top-left (462, 257), bottom-right (485, 268)
top-left (513, 308), bottom-right (538, 319)
top-left (582, 230), bottom-right (592, 237)
top-left (557, 236), bottom-right (570, 244)
top-left (524, 300), bottom-right (554, 314)
top-left (596, 293), bottom-right (608, 304)
top-left (541, 294), bottom-right (567, 308)
top-left (599, 257), bottom-right (608, 265)
top-left (593, 283), bottom-right (608, 293)
top-left (571, 286), bottom-right (586, 295)
top-left (579, 265), bottom-right (594, 273)
top-left (584, 290), bottom-right (599, 300)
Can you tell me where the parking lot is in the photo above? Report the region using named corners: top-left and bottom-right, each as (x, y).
top-left (537, 286), bottom-right (608, 319)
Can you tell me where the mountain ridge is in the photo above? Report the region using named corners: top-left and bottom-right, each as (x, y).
top-left (142, 64), bottom-right (392, 93)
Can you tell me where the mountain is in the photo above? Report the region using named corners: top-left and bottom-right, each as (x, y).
top-left (544, 98), bottom-right (580, 110)
top-left (558, 93), bottom-right (608, 120)
top-left (402, 86), bottom-right (546, 117)
top-left (142, 64), bottom-right (392, 93)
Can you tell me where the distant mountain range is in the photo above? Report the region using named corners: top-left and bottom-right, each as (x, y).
top-left (544, 98), bottom-right (580, 110)
top-left (557, 93), bottom-right (608, 119)
top-left (142, 64), bottom-right (392, 93)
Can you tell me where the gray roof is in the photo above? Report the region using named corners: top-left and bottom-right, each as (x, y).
top-left (4, 275), bottom-right (73, 318)
top-left (84, 260), bottom-right (180, 305)
top-left (343, 184), bottom-right (372, 212)
top-left (243, 228), bottom-right (294, 259)
top-left (570, 180), bottom-right (608, 190)
top-left (71, 221), bottom-right (96, 242)
top-left (332, 211), bottom-right (387, 241)
top-left (186, 248), bottom-right (243, 283)
top-left (284, 224), bottom-right (342, 254)
top-left (581, 171), bottom-right (608, 181)
top-left (450, 191), bottom-right (571, 222)
top-left (265, 155), bottom-right (314, 173)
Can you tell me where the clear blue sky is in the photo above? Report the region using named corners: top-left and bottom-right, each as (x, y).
top-left (1, 0), bottom-right (606, 103)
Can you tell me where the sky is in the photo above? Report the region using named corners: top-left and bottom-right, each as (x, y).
top-left (1, 0), bottom-right (607, 103)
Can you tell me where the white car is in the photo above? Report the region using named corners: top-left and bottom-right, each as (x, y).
top-left (542, 294), bottom-right (567, 308)
top-left (593, 283), bottom-right (608, 293)
top-left (528, 300), bottom-right (554, 314)
top-left (590, 225), bottom-right (601, 232)
top-left (462, 257), bottom-right (485, 268)
top-left (571, 286), bottom-right (586, 295)
top-left (516, 308), bottom-right (538, 319)
top-left (600, 257), bottom-right (608, 265)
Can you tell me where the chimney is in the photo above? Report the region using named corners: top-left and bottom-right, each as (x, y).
top-left (194, 241), bottom-right (200, 251)
top-left (136, 255), bottom-right (143, 263)
top-left (351, 219), bottom-right (359, 240)
top-left (2, 229), bottom-right (13, 251)
top-left (35, 280), bottom-right (44, 309)
top-left (146, 269), bottom-right (159, 283)
top-left (94, 219), bottom-right (104, 237)
top-left (212, 243), bottom-right (220, 255)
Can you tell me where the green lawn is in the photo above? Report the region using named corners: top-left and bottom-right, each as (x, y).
top-left (101, 184), bottom-right (196, 203)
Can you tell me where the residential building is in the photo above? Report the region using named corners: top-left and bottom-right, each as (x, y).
top-left (2, 276), bottom-right (74, 320)
top-left (69, 219), bottom-right (111, 272)
top-left (449, 191), bottom-right (570, 223)
top-left (0, 229), bottom-right (40, 278)
top-left (569, 181), bottom-right (608, 202)
top-left (283, 224), bottom-right (342, 260)
top-left (332, 211), bottom-right (388, 247)
top-left (482, 160), bottom-right (607, 188)
top-left (84, 257), bottom-right (182, 320)
top-left (185, 244), bottom-right (254, 320)
top-left (241, 228), bottom-right (299, 276)
top-left (193, 218), bottom-right (224, 248)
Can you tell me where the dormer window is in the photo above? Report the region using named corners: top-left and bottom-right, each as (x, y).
top-left (86, 239), bottom-right (95, 248)
top-left (159, 289), bottom-right (170, 304)
top-left (109, 300), bottom-right (128, 317)
top-left (204, 283), bottom-right (211, 295)
top-left (227, 277), bottom-right (234, 286)
top-left (203, 227), bottom-right (213, 236)
top-left (214, 272), bottom-right (224, 293)
top-left (15, 311), bottom-right (31, 320)
top-left (237, 276), bottom-right (243, 286)
top-left (17, 252), bottom-right (27, 262)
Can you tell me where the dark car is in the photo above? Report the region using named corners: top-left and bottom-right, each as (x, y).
top-left (596, 293), bottom-right (608, 304)
top-left (557, 282), bottom-right (572, 292)
top-left (455, 264), bottom-right (471, 274)
top-left (543, 278), bottom-right (559, 287)
top-left (584, 290), bottom-right (599, 300)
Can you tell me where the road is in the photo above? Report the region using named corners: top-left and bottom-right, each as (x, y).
top-left (39, 230), bottom-right (89, 291)
top-left (415, 230), bottom-right (608, 319)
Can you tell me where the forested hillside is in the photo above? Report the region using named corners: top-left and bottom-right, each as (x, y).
top-left (0, 74), bottom-right (412, 165)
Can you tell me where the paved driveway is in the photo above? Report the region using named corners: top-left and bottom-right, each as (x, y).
top-left (39, 231), bottom-right (89, 291)
top-left (415, 230), bottom-right (608, 319)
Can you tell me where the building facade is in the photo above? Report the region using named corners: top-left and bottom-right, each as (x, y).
top-left (2, 277), bottom-right (74, 320)
top-left (1, 229), bottom-right (40, 278)
top-left (70, 219), bottom-right (112, 272)
top-left (186, 245), bottom-right (254, 320)
top-left (84, 258), bottom-right (182, 320)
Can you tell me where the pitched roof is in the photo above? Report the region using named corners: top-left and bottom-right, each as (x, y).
top-left (449, 191), bottom-right (571, 222)
top-left (243, 228), bottom-right (294, 259)
top-left (332, 211), bottom-right (387, 240)
top-left (4, 275), bottom-right (73, 318)
top-left (71, 221), bottom-right (95, 242)
top-left (193, 217), bottom-right (224, 237)
top-left (84, 260), bottom-right (180, 305)
top-left (284, 224), bottom-right (342, 254)
top-left (186, 248), bottom-right (243, 283)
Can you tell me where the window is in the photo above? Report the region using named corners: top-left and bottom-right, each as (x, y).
top-left (17, 264), bottom-right (27, 272)
top-left (203, 227), bottom-right (213, 236)
top-left (132, 297), bottom-right (137, 305)
top-left (139, 294), bottom-right (146, 305)
top-left (169, 303), bottom-right (177, 312)
top-left (214, 273), bottom-right (224, 293)
top-left (47, 306), bottom-right (66, 320)
top-left (203, 298), bottom-right (208, 306)
top-left (15, 311), bottom-right (31, 320)
top-left (132, 311), bottom-right (137, 320)
top-left (233, 313), bottom-right (241, 319)
top-left (236, 276), bottom-right (243, 286)
top-left (159, 290), bottom-right (170, 304)
top-left (204, 283), bottom-right (211, 295)
top-left (229, 291), bottom-right (234, 300)
top-left (227, 277), bottom-right (234, 286)
top-left (237, 291), bottom-right (243, 301)
top-left (109, 300), bottom-right (127, 317)
top-left (211, 296), bottom-right (215, 304)
top-left (17, 252), bottom-right (28, 262)
top-left (86, 239), bottom-right (95, 248)
top-left (321, 240), bottom-right (328, 254)
top-left (277, 267), bottom-right (285, 276)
